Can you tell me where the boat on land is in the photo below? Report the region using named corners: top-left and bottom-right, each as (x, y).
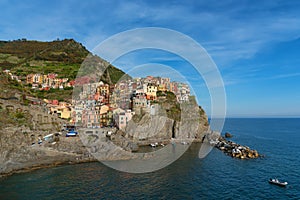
top-left (181, 141), bottom-right (189, 145)
top-left (150, 142), bottom-right (159, 147)
top-left (66, 130), bottom-right (78, 137)
top-left (268, 178), bottom-right (288, 187)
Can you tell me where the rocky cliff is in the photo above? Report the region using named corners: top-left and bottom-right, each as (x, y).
top-left (124, 95), bottom-right (209, 144)
top-left (0, 94), bottom-right (209, 177)
top-left (0, 125), bottom-right (94, 176)
top-left (126, 107), bottom-right (174, 140)
top-left (0, 99), bottom-right (95, 177)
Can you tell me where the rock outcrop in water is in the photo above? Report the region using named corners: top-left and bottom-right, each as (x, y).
top-left (225, 132), bottom-right (233, 138)
top-left (214, 136), bottom-right (261, 159)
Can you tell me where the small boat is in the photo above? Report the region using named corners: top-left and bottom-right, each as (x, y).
top-left (66, 130), bottom-right (78, 137)
top-left (181, 141), bottom-right (189, 145)
top-left (150, 143), bottom-right (156, 147)
top-left (268, 178), bottom-right (288, 187)
top-left (150, 142), bottom-right (159, 147)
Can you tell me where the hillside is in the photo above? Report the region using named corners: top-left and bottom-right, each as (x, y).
top-left (0, 39), bottom-right (128, 82)
top-left (0, 39), bottom-right (129, 100)
top-left (0, 39), bottom-right (87, 68)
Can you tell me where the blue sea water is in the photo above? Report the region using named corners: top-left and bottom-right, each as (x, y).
top-left (0, 118), bottom-right (300, 199)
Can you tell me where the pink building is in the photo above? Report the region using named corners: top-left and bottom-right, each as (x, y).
top-left (52, 100), bottom-right (59, 105)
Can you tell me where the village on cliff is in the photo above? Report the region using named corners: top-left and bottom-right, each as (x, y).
top-left (3, 69), bottom-right (191, 131)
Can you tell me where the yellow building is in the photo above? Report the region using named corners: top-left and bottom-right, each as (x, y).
top-left (157, 84), bottom-right (166, 92)
top-left (97, 83), bottom-right (109, 95)
top-left (60, 107), bottom-right (71, 119)
top-left (146, 83), bottom-right (157, 100)
top-left (26, 74), bottom-right (34, 84)
top-left (49, 104), bottom-right (72, 120)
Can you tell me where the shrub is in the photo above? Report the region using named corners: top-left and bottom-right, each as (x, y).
top-left (15, 112), bottom-right (25, 119)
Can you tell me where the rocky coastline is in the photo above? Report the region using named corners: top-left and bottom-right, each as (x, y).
top-left (0, 127), bottom-right (96, 178)
top-left (0, 130), bottom-right (262, 178)
top-left (213, 135), bottom-right (261, 159)
top-left (0, 96), bottom-right (209, 178)
top-left (0, 97), bottom-right (259, 178)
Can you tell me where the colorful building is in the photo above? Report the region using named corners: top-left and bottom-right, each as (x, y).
top-left (146, 83), bottom-right (157, 100)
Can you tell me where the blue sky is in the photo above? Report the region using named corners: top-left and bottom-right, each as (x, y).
top-left (1, 0), bottom-right (300, 117)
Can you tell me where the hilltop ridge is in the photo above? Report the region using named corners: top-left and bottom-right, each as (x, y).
top-left (0, 38), bottom-right (128, 84)
top-left (0, 39), bottom-right (88, 66)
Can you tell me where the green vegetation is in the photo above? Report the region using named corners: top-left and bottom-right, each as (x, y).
top-left (0, 39), bottom-right (129, 101)
top-left (167, 105), bottom-right (181, 121)
top-left (34, 89), bottom-right (73, 101)
top-left (0, 39), bottom-right (88, 67)
top-left (105, 65), bottom-right (131, 84)
top-left (133, 91), bottom-right (181, 122)
top-left (12, 63), bottom-right (80, 80)
top-left (0, 109), bottom-right (31, 128)
top-left (155, 91), bottom-right (181, 121)
top-left (156, 91), bottom-right (164, 97)
top-left (0, 74), bottom-right (24, 98)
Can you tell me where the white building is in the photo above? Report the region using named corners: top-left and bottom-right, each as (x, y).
top-left (115, 109), bottom-right (135, 130)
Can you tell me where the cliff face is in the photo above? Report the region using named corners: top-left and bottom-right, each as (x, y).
top-left (174, 100), bottom-right (209, 140)
top-left (0, 100), bottom-right (93, 176)
top-left (126, 114), bottom-right (174, 140)
top-left (125, 96), bottom-right (209, 142)
top-left (0, 124), bottom-right (94, 176)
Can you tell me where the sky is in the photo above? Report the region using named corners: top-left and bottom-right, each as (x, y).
top-left (1, 0), bottom-right (300, 117)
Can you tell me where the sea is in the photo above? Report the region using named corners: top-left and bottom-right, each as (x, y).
top-left (0, 118), bottom-right (299, 199)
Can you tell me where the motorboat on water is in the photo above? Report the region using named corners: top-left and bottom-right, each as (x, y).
top-left (268, 178), bottom-right (288, 187)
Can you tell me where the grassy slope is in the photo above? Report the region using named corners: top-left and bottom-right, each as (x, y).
top-left (0, 39), bottom-right (128, 101)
